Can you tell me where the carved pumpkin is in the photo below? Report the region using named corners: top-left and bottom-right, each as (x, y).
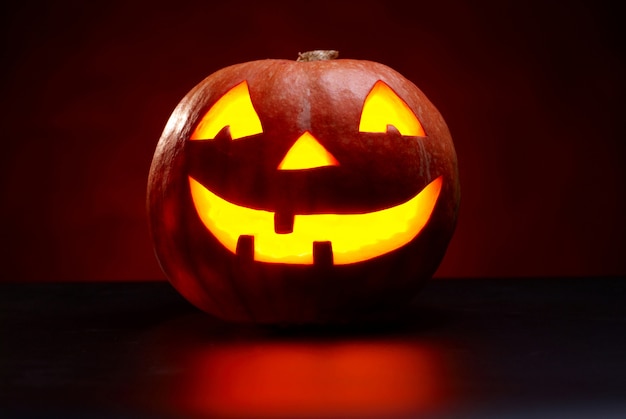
top-left (148, 51), bottom-right (460, 324)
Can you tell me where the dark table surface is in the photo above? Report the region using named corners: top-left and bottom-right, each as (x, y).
top-left (2, 278), bottom-right (625, 418)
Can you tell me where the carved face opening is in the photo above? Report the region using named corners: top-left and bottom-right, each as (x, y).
top-left (187, 80), bottom-right (442, 265)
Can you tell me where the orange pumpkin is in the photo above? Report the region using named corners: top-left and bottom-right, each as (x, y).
top-left (148, 51), bottom-right (460, 324)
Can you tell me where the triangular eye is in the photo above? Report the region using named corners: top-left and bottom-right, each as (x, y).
top-left (358, 81), bottom-right (425, 137)
top-left (190, 80), bottom-right (263, 141)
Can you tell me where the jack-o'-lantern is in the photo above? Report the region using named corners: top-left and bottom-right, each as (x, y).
top-left (148, 51), bottom-right (460, 324)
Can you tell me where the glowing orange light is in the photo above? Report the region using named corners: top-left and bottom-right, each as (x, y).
top-left (278, 131), bottom-right (339, 170)
top-left (188, 176), bottom-right (442, 265)
top-left (173, 341), bottom-right (443, 419)
top-left (359, 80), bottom-right (425, 136)
top-left (190, 80), bottom-right (263, 140)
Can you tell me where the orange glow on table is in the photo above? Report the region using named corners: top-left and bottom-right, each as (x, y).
top-left (171, 340), bottom-right (444, 418)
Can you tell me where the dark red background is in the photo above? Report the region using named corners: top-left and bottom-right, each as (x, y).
top-left (1, 0), bottom-right (624, 281)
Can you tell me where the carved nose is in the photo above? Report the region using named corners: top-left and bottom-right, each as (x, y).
top-left (277, 131), bottom-right (339, 170)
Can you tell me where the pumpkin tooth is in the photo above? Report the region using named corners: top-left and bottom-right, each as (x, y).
top-left (235, 235), bottom-right (255, 262)
top-left (274, 211), bottom-right (295, 234)
top-left (313, 241), bottom-right (333, 267)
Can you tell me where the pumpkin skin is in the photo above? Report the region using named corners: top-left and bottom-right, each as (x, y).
top-left (148, 54), bottom-right (460, 324)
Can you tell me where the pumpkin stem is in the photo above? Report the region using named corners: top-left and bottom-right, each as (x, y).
top-left (297, 50), bottom-right (339, 62)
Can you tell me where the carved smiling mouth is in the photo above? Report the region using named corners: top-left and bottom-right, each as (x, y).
top-left (189, 176), bottom-right (442, 265)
